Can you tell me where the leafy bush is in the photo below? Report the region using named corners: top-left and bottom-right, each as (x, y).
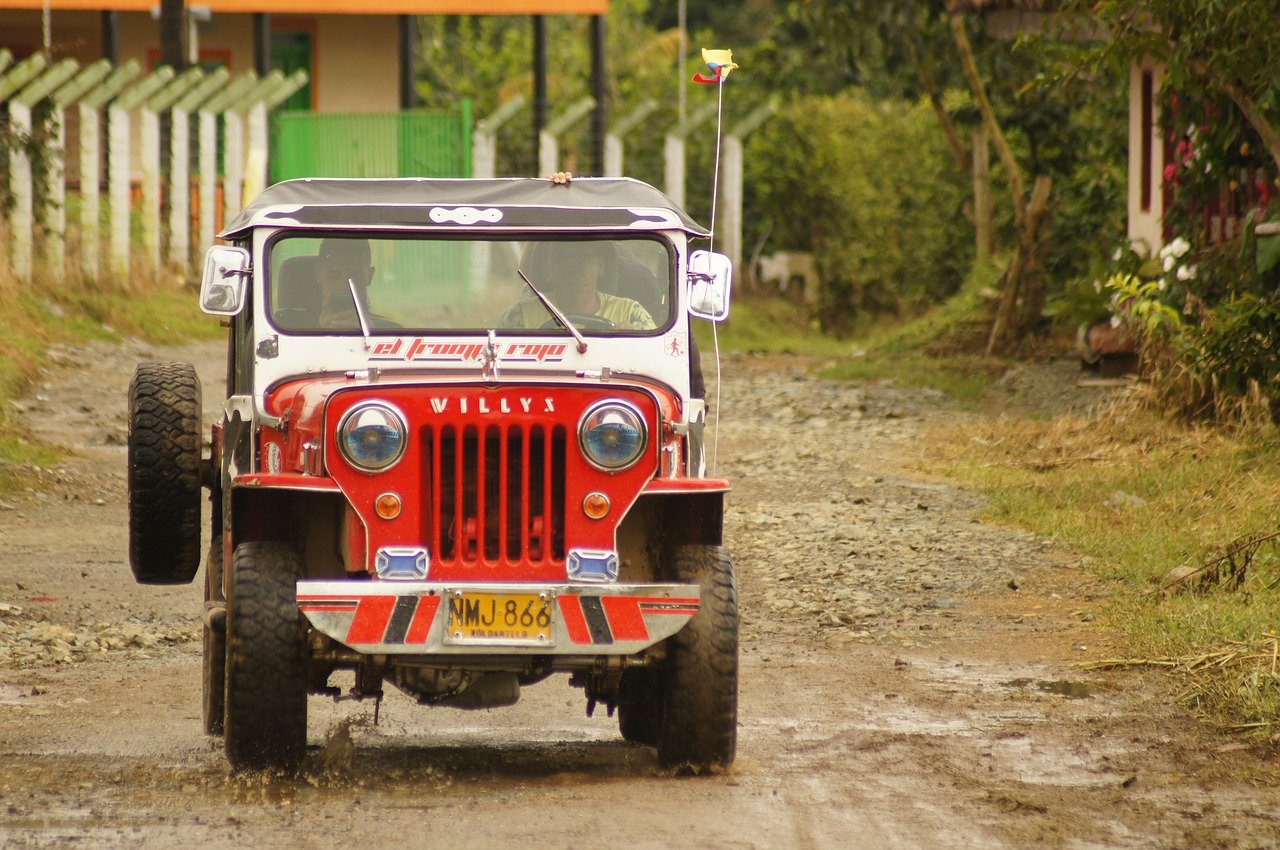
top-left (746, 91), bottom-right (972, 335)
top-left (1103, 87), bottom-right (1280, 424)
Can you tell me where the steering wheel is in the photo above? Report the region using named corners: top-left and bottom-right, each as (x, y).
top-left (539, 313), bottom-right (615, 331)
top-left (272, 307), bottom-right (314, 328)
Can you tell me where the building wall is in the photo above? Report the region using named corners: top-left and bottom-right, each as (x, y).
top-left (313, 15), bottom-right (398, 113)
top-left (1127, 60), bottom-right (1165, 255)
top-left (0, 9), bottom-right (398, 112)
top-left (1, 9), bottom-right (399, 186)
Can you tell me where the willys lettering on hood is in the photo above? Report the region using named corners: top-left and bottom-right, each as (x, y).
top-left (426, 396), bottom-right (556, 414)
top-left (370, 338), bottom-right (568, 364)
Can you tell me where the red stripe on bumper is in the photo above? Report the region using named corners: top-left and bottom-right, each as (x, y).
top-left (558, 595), bottom-right (593, 645)
top-left (345, 596), bottom-right (398, 645)
top-left (404, 595), bottom-right (442, 645)
top-left (600, 596), bottom-right (649, 641)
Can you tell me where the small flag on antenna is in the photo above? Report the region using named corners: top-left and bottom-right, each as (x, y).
top-left (693, 48), bottom-right (738, 85)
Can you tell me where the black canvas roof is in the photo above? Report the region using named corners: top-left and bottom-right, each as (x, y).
top-left (219, 177), bottom-right (710, 238)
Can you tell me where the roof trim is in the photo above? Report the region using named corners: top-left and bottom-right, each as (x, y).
top-left (219, 177), bottom-right (709, 238)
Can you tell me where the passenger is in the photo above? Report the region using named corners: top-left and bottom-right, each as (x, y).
top-left (514, 174), bottom-right (706, 399)
top-left (502, 239), bottom-right (656, 331)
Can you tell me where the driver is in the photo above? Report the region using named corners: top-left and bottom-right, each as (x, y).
top-left (502, 239), bottom-right (656, 330)
top-left (315, 237), bottom-right (374, 328)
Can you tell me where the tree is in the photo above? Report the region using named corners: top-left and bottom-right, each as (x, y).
top-left (804, 0), bottom-right (1066, 353)
top-left (1078, 0), bottom-right (1280, 174)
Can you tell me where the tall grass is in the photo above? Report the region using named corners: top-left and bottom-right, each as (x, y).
top-left (0, 248), bottom-right (221, 481)
top-left (931, 403), bottom-right (1280, 733)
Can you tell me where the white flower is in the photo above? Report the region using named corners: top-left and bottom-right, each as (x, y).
top-left (1112, 247), bottom-right (1124, 262)
top-left (1163, 254), bottom-right (1176, 272)
top-left (1157, 277), bottom-right (1167, 291)
top-left (1093, 279), bottom-right (1102, 293)
top-left (1110, 314), bottom-right (1123, 328)
top-left (1176, 264), bottom-right (1197, 281)
top-left (1205, 161), bottom-right (1213, 173)
top-left (1164, 236), bottom-right (1191, 259)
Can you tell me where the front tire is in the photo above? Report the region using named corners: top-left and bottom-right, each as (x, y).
top-left (617, 668), bottom-right (663, 747)
top-left (202, 543), bottom-right (226, 736)
top-left (657, 545), bottom-right (738, 773)
top-left (224, 541), bottom-right (307, 771)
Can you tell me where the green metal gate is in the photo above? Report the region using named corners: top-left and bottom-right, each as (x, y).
top-left (269, 103), bottom-right (473, 182)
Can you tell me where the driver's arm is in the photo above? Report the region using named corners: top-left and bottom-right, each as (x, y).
top-left (616, 301), bottom-right (656, 331)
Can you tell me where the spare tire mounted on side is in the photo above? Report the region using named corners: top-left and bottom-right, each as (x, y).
top-left (128, 361), bottom-right (203, 585)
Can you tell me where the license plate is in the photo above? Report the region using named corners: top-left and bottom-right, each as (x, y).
top-left (444, 591), bottom-right (555, 646)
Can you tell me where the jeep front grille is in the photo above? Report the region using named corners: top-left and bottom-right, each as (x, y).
top-left (424, 424), bottom-right (566, 567)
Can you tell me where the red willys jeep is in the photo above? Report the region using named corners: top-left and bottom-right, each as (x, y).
top-left (127, 177), bottom-right (737, 773)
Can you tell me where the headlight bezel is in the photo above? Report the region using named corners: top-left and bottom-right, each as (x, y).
top-left (336, 401), bottom-right (409, 473)
top-left (578, 399), bottom-right (649, 472)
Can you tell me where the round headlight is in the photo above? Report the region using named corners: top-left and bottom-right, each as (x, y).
top-left (338, 402), bottom-right (407, 472)
top-left (578, 400), bottom-right (647, 471)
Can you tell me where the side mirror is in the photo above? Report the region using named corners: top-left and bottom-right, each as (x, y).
top-left (199, 245), bottom-right (251, 316)
top-left (687, 250), bottom-right (732, 322)
top-left (1256, 221), bottom-right (1280, 274)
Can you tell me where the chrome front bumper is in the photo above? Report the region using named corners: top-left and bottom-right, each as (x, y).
top-left (297, 581), bottom-right (701, 655)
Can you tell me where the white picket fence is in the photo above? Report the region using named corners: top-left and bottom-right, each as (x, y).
top-left (474, 95), bottom-right (777, 273)
top-left (0, 50), bottom-right (306, 283)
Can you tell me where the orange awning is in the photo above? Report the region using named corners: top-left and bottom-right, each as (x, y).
top-left (0, 1), bottom-right (607, 13)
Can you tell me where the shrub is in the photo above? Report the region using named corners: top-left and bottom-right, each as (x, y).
top-left (1105, 89), bottom-right (1280, 424)
top-left (746, 91), bottom-right (972, 335)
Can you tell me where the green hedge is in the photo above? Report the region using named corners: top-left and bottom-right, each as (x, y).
top-left (746, 91), bottom-right (972, 335)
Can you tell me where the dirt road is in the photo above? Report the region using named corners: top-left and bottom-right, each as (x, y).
top-left (1, 339), bottom-right (1278, 849)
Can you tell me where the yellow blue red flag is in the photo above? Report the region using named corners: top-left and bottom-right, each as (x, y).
top-left (693, 48), bottom-right (738, 84)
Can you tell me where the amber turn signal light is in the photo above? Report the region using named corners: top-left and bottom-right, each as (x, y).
top-left (375, 492), bottom-right (402, 520)
top-left (582, 491), bottom-right (611, 520)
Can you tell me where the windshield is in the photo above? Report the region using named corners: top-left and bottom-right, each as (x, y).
top-left (267, 234), bottom-right (674, 335)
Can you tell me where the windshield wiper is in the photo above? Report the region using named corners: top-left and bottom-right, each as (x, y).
top-left (347, 277), bottom-right (373, 351)
top-left (517, 268), bottom-right (588, 354)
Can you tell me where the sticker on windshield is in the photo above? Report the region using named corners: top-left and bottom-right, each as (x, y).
top-left (370, 338), bottom-right (567, 363)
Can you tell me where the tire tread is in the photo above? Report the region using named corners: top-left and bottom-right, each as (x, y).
top-left (127, 362), bottom-right (202, 585)
top-left (657, 544), bottom-right (738, 772)
top-left (224, 541), bottom-right (307, 771)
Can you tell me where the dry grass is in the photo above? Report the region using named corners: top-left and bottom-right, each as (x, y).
top-left (928, 391), bottom-right (1280, 739)
top-left (0, 243), bottom-right (219, 484)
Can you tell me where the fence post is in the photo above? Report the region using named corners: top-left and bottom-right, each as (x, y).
top-left (472, 95), bottom-right (526, 179)
top-left (663, 102), bottom-right (716, 209)
top-left (8, 58), bottom-right (78, 283)
top-left (538, 96), bottom-right (594, 177)
top-left (169, 67), bottom-right (228, 269)
top-left (77, 61), bottom-right (141, 281)
top-left (197, 73), bottom-right (257, 255)
top-left (140, 68), bottom-right (203, 273)
top-left (224, 71), bottom-right (284, 225)
top-left (604, 98), bottom-right (657, 178)
top-left (108, 66), bottom-right (174, 280)
top-left (244, 70), bottom-right (307, 205)
top-left (0, 52), bottom-right (51, 278)
top-left (44, 60), bottom-right (112, 277)
top-left (719, 101), bottom-right (776, 272)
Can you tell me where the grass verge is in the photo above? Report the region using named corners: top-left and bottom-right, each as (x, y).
top-left (696, 264), bottom-right (1008, 406)
top-left (0, 268), bottom-right (222, 489)
top-left (929, 404), bottom-right (1280, 736)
